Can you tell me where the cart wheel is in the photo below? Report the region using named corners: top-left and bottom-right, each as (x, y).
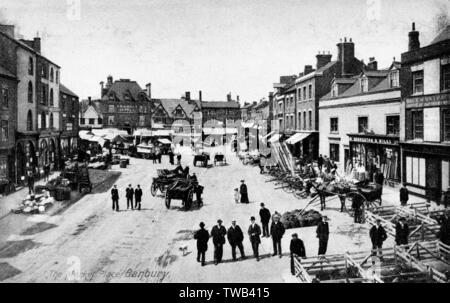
top-left (165, 193), bottom-right (171, 209)
top-left (150, 182), bottom-right (157, 196)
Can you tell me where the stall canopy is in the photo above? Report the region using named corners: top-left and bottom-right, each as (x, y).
top-left (263, 131), bottom-right (276, 140)
top-left (268, 134), bottom-right (281, 143)
top-left (133, 129), bottom-right (173, 137)
top-left (203, 127), bottom-right (238, 135)
top-left (285, 132), bottom-right (312, 145)
top-left (158, 138), bottom-right (172, 145)
top-left (79, 131), bottom-right (106, 146)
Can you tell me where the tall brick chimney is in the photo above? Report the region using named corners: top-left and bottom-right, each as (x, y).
top-left (0, 24), bottom-right (15, 37)
top-left (32, 37), bottom-right (41, 53)
top-left (368, 57), bottom-right (378, 70)
top-left (198, 90), bottom-right (202, 102)
top-left (106, 75), bottom-right (113, 89)
top-left (408, 22), bottom-right (420, 51)
top-left (316, 51), bottom-right (332, 70)
top-left (337, 37), bottom-right (356, 77)
top-left (227, 93), bottom-right (232, 102)
top-left (145, 83), bottom-right (152, 99)
top-left (304, 65), bottom-right (314, 75)
top-left (99, 81), bottom-right (104, 98)
top-left (185, 91), bottom-right (191, 101)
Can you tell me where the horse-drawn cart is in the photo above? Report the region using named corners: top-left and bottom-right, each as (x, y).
top-left (193, 152), bottom-right (210, 167)
top-left (150, 168), bottom-right (184, 196)
top-left (213, 153), bottom-right (226, 166)
top-left (165, 179), bottom-right (197, 210)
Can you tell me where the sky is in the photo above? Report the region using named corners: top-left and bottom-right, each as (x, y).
top-left (0, 0), bottom-right (449, 103)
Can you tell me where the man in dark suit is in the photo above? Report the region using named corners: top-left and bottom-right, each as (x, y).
top-left (248, 216), bottom-right (261, 261)
top-left (318, 154), bottom-right (323, 171)
top-left (111, 184), bottom-right (119, 212)
top-left (316, 216), bottom-right (329, 255)
top-left (134, 184), bottom-right (143, 210)
top-left (290, 233), bottom-right (306, 275)
top-left (400, 183), bottom-right (409, 206)
top-left (125, 184), bottom-right (134, 210)
top-left (194, 222), bottom-right (209, 266)
top-left (227, 220), bottom-right (245, 261)
top-left (270, 215), bottom-right (285, 258)
top-left (374, 169), bottom-right (384, 205)
top-left (370, 219), bottom-right (388, 259)
top-left (395, 217), bottom-right (409, 246)
top-left (211, 219), bottom-right (227, 265)
top-left (352, 190), bottom-right (364, 223)
top-left (240, 180), bottom-right (249, 203)
top-left (259, 203), bottom-right (271, 237)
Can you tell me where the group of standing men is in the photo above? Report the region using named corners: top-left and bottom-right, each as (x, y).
top-left (110, 184), bottom-right (143, 212)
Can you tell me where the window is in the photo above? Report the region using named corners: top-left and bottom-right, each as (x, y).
top-left (28, 81), bottom-right (33, 103)
top-left (413, 70), bottom-right (424, 94)
top-left (298, 112), bottom-right (301, 130)
top-left (442, 64), bottom-right (450, 91)
top-left (80, 118), bottom-right (86, 125)
top-left (330, 117), bottom-right (338, 133)
top-left (1, 87), bottom-right (8, 108)
top-left (98, 118), bottom-right (103, 124)
top-left (298, 88), bottom-right (302, 100)
top-left (0, 157), bottom-right (6, 178)
top-left (49, 89), bottom-right (54, 106)
top-left (41, 64), bottom-right (47, 78)
top-left (386, 115), bottom-right (400, 136)
top-left (329, 143), bottom-right (340, 162)
top-left (358, 116), bottom-right (368, 133)
top-left (308, 110), bottom-right (312, 129)
top-left (412, 110), bottom-right (423, 139)
top-left (443, 109), bottom-right (450, 141)
top-left (56, 70), bottom-right (59, 84)
top-left (1, 120), bottom-right (8, 141)
top-left (303, 111), bottom-right (306, 129)
top-left (50, 68), bottom-right (54, 82)
top-left (41, 85), bottom-right (47, 105)
top-left (390, 70), bottom-right (399, 87)
top-left (303, 87), bottom-right (306, 100)
top-left (28, 57), bottom-right (34, 75)
top-left (27, 111), bottom-right (33, 131)
top-left (89, 118), bottom-right (95, 125)
top-left (360, 77), bottom-right (368, 92)
top-left (308, 84), bottom-right (312, 99)
top-left (41, 112), bottom-right (46, 129)
top-left (49, 113), bottom-right (54, 128)
top-left (406, 156), bottom-right (426, 186)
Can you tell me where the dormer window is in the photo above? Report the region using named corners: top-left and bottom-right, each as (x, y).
top-left (360, 77), bottom-right (368, 92)
top-left (109, 93), bottom-right (115, 101)
top-left (124, 93), bottom-right (130, 101)
top-left (331, 84), bottom-right (338, 97)
top-left (390, 70), bottom-right (399, 87)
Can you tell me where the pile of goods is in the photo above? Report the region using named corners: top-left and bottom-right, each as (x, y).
top-left (34, 177), bottom-right (71, 201)
top-left (12, 192), bottom-right (55, 214)
top-left (314, 266), bottom-right (360, 282)
top-left (280, 209), bottom-right (322, 229)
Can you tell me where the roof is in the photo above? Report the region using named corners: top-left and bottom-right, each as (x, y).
top-left (79, 99), bottom-right (102, 116)
top-left (201, 101), bottom-right (240, 109)
top-left (155, 99), bottom-right (200, 118)
top-left (101, 80), bottom-right (147, 102)
top-left (60, 83), bottom-right (78, 98)
top-left (0, 31), bottom-right (60, 68)
top-left (363, 70), bottom-right (390, 77)
top-left (0, 65), bottom-right (16, 79)
top-left (430, 25), bottom-right (450, 45)
top-left (295, 61), bottom-right (339, 83)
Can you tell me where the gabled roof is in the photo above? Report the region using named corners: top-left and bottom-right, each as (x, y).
top-left (201, 101), bottom-right (240, 109)
top-left (60, 83), bottom-right (78, 98)
top-left (154, 99), bottom-right (200, 118)
top-left (430, 25), bottom-right (450, 45)
top-left (101, 79), bottom-right (147, 102)
top-left (0, 65), bottom-right (16, 79)
top-left (80, 99), bottom-right (102, 117)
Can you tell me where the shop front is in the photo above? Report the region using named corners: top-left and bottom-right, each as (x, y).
top-left (401, 142), bottom-right (450, 202)
top-left (348, 134), bottom-right (400, 182)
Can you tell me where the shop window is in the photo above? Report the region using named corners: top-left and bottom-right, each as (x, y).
top-left (28, 81), bottom-right (33, 103)
top-left (390, 70), bottom-right (399, 88)
top-left (442, 160), bottom-right (450, 191)
top-left (329, 143), bottom-right (340, 162)
top-left (444, 109), bottom-right (450, 142)
top-left (1, 87), bottom-right (8, 108)
top-left (442, 64), bottom-right (450, 91)
top-left (330, 117), bottom-right (338, 133)
top-left (89, 118), bottom-right (95, 125)
top-left (1, 120), bottom-right (8, 141)
top-left (412, 110), bottom-right (423, 139)
top-left (358, 116), bottom-right (368, 133)
top-left (0, 157), bottom-right (6, 178)
top-left (27, 111), bottom-right (33, 131)
top-left (406, 156), bottom-right (426, 187)
top-left (386, 115), bottom-right (400, 136)
top-left (413, 70), bottom-right (424, 94)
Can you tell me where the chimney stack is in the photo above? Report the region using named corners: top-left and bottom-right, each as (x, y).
top-left (199, 90), bottom-right (202, 102)
top-left (100, 81), bottom-right (104, 98)
top-left (145, 83), bottom-right (152, 99)
top-left (106, 75), bottom-right (113, 88)
top-left (185, 91), bottom-right (191, 101)
top-left (337, 37), bottom-right (356, 77)
top-left (88, 96), bottom-right (92, 105)
top-left (0, 24), bottom-right (15, 37)
top-left (408, 22), bottom-right (420, 51)
top-left (227, 93), bottom-right (232, 102)
top-left (368, 57), bottom-right (378, 70)
top-left (237, 95), bottom-right (240, 102)
top-left (304, 65), bottom-right (314, 75)
top-left (32, 37), bottom-right (41, 53)
top-left (316, 51), bottom-right (332, 69)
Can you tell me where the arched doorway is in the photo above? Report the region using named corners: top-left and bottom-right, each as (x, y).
top-left (49, 139), bottom-right (56, 169)
top-left (39, 139), bottom-right (48, 170)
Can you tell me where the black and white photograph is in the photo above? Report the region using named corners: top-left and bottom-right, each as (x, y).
top-left (0, 0), bottom-right (450, 289)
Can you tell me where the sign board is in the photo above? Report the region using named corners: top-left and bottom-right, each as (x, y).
top-left (349, 135), bottom-right (399, 146)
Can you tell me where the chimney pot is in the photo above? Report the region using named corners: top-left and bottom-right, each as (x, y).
top-left (199, 90), bottom-right (202, 101)
top-left (412, 22), bottom-right (415, 31)
top-left (408, 22), bottom-right (420, 51)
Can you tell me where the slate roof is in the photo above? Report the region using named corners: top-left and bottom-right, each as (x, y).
top-left (155, 99), bottom-right (200, 118)
top-left (79, 99), bottom-right (102, 116)
top-left (0, 65), bottom-right (16, 79)
top-left (430, 25), bottom-right (450, 45)
top-left (60, 83), bottom-right (78, 98)
top-left (101, 80), bottom-right (147, 102)
top-left (201, 101), bottom-right (240, 109)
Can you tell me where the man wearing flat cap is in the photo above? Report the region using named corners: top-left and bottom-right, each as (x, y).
top-left (240, 180), bottom-right (249, 203)
top-left (211, 219), bottom-right (227, 265)
top-left (290, 233), bottom-right (306, 275)
top-left (248, 216), bottom-right (261, 261)
top-left (194, 222), bottom-right (209, 266)
top-left (395, 217), bottom-right (409, 246)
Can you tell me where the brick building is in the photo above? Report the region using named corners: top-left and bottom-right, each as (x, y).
top-left (399, 23), bottom-right (450, 201)
top-left (60, 84), bottom-right (79, 157)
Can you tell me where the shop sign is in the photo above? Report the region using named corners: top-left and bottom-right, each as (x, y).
top-left (349, 136), bottom-right (398, 145)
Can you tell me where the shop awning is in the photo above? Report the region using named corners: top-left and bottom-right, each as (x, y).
top-left (158, 138), bottom-right (172, 145)
top-left (152, 130), bottom-right (172, 137)
top-left (241, 122), bottom-right (255, 128)
top-left (269, 134), bottom-right (281, 143)
top-left (285, 132), bottom-right (312, 145)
